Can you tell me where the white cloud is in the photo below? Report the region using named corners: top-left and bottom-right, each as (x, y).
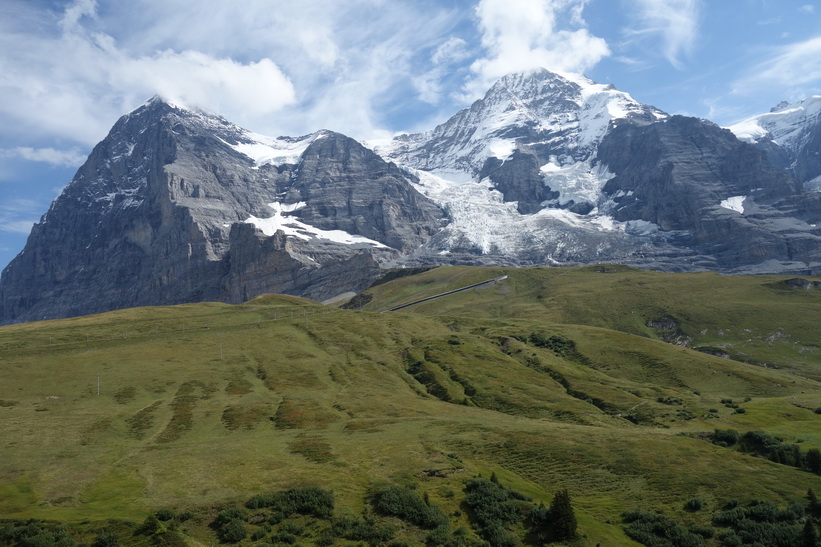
top-left (0, 0), bottom-right (473, 147)
top-left (625, 0), bottom-right (700, 69)
top-left (0, 220), bottom-right (36, 235)
top-left (0, 199), bottom-right (42, 235)
top-left (801, 5), bottom-right (815, 14)
top-left (0, 147), bottom-right (87, 167)
top-left (0, 0), bottom-right (297, 148)
top-left (121, 52), bottom-right (295, 118)
top-left (466, 0), bottom-right (609, 97)
top-left (734, 36), bottom-right (821, 91)
top-left (413, 38), bottom-right (472, 104)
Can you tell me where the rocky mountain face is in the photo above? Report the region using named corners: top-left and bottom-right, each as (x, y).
top-left (0, 98), bottom-right (444, 323)
top-left (2, 70), bottom-right (821, 324)
top-left (729, 96), bottom-right (821, 190)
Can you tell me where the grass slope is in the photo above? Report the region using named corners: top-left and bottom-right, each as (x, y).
top-left (0, 267), bottom-right (819, 545)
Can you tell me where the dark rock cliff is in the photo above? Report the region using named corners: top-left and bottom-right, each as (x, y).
top-left (596, 116), bottom-right (820, 267)
top-left (0, 99), bottom-right (445, 324)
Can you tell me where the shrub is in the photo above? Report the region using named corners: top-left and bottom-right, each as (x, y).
top-left (689, 525), bottom-right (714, 538)
top-left (528, 333), bottom-right (575, 356)
top-left (464, 479), bottom-right (522, 528)
top-left (154, 509), bottom-right (174, 521)
top-left (481, 523), bottom-right (518, 547)
top-left (217, 519), bottom-right (247, 543)
top-left (270, 531), bottom-right (296, 544)
top-left (684, 498), bottom-right (704, 511)
top-left (425, 524), bottom-right (454, 546)
top-left (213, 508), bottom-right (246, 527)
top-left (246, 487), bottom-right (334, 518)
top-left (332, 516), bottom-right (395, 544)
top-left (713, 429), bottom-right (740, 447)
top-left (622, 510), bottom-right (702, 547)
top-left (806, 448), bottom-right (821, 474)
top-left (372, 485), bottom-right (448, 529)
top-left (92, 527), bottom-right (118, 547)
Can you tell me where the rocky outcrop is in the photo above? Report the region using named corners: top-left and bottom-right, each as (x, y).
top-left (595, 116), bottom-right (820, 268)
top-left (729, 96), bottom-right (821, 189)
top-left (288, 133), bottom-right (445, 251)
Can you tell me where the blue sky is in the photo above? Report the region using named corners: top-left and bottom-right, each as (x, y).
top-left (1, 0), bottom-right (820, 270)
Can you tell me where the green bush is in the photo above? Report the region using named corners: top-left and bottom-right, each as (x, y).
top-left (806, 448), bottom-right (821, 474)
top-left (271, 531), bottom-right (296, 544)
top-left (372, 485), bottom-right (448, 529)
top-left (528, 333), bottom-right (575, 356)
top-left (246, 487), bottom-right (334, 518)
top-left (176, 511), bottom-right (193, 522)
top-left (217, 519), bottom-right (247, 543)
top-left (622, 510), bottom-right (702, 547)
top-left (684, 498), bottom-right (704, 511)
top-left (712, 429), bottom-right (740, 447)
top-left (464, 479), bottom-right (522, 528)
top-left (332, 516), bottom-right (395, 544)
top-left (154, 508), bottom-right (175, 521)
top-left (92, 527), bottom-right (118, 547)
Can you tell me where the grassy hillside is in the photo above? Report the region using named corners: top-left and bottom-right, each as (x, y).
top-left (0, 267), bottom-right (820, 545)
top-left (353, 265), bottom-right (821, 380)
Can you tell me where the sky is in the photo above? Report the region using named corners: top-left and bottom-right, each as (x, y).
top-left (1, 0), bottom-right (820, 270)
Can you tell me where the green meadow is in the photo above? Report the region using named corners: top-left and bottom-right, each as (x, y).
top-left (1, 266), bottom-right (820, 545)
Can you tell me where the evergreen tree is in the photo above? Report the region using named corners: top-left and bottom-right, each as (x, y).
top-left (549, 489), bottom-right (577, 541)
top-left (809, 489), bottom-right (821, 519)
top-left (802, 518), bottom-right (819, 547)
top-left (807, 449), bottom-right (821, 474)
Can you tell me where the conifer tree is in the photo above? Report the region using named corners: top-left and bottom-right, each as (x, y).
top-left (549, 488), bottom-right (577, 541)
top-left (802, 517), bottom-right (819, 547)
top-left (807, 449), bottom-right (821, 474)
top-left (809, 489), bottom-right (821, 519)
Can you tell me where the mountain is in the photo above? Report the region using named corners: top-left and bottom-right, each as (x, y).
top-left (2, 70), bottom-right (821, 324)
top-left (376, 68), bottom-right (821, 271)
top-left (376, 68), bottom-right (665, 214)
top-left (728, 96), bottom-right (821, 189)
top-left (0, 97), bottom-right (444, 324)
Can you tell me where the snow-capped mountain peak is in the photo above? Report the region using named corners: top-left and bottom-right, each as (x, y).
top-left (376, 68), bottom-right (665, 178)
top-left (728, 96), bottom-right (821, 150)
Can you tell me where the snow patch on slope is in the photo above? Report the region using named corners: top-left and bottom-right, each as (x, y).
top-left (720, 196), bottom-right (747, 214)
top-left (540, 160), bottom-right (614, 206)
top-left (408, 169), bottom-right (636, 256)
top-left (227, 131), bottom-right (326, 167)
top-left (374, 68), bottom-right (664, 207)
top-left (728, 96), bottom-right (821, 151)
top-left (245, 202), bottom-right (388, 248)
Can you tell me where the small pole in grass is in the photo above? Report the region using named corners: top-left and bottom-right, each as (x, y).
top-left (97, 373), bottom-right (101, 395)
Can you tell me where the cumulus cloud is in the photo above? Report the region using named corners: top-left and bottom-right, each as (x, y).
top-left (0, 0), bottom-right (297, 146)
top-left (0, 0), bottom-right (473, 148)
top-left (625, 0), bottom-right (700, 69)
top-left (466, 0), bottom-right (609, 98)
